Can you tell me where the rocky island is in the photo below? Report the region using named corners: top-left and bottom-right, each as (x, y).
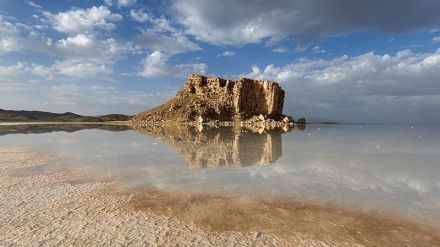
top-left (132, 74), bottom-right (297, 124)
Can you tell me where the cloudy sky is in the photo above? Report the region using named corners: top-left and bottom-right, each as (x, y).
top-left (1, 0), bottom-right (439, 124)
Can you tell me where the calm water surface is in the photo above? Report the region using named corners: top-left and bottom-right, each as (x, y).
top-left (1, 123), bottom-right (439, 228)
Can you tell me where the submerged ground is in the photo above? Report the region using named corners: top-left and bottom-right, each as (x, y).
top-left (1, 123), bottom-right (439, 246)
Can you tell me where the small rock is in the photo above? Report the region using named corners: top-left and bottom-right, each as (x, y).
top-left (282, 116), bottom-right (293, 124)
top-left (297, 118), bottom-right (306, 124)
top-left (258, 114), bottom-right (265, 121)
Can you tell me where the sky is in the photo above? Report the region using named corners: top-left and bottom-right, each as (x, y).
top-left (1, 0), bottom-right (440, 125)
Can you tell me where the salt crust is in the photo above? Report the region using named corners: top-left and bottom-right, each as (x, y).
top-left (0, 146), bottom-right (341, 247)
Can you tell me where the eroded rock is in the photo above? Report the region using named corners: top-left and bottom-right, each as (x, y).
top-left (132, 74), bottom-right (290, 122)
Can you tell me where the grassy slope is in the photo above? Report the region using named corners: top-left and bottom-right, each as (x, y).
top-left (0, 110), bottom-right (132, 122)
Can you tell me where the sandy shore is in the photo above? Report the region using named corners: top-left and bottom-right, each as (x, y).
top-left (1, 146), bottom-right (439, 246)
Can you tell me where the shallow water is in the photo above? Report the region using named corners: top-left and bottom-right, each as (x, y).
top-left (1, 123), bottom-right (439, 230)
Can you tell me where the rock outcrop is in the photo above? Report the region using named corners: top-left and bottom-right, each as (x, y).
top-left (132, 74), bottom-right (289, 122)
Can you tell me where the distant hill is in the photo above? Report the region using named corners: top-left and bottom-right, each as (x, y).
top-left (0, 109), bottom-right (132, 122)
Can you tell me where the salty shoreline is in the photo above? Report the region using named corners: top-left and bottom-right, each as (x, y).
top-left (1, 146), bottom-right (439, 246)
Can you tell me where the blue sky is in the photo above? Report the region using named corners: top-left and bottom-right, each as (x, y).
top-left (1, 0), bottom-right (439, 124)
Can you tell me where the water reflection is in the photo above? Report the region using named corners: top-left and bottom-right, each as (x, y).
top-left (132, 124), bottom-right (292, 170)
top-left (0, 123), bottom-right (131, 135)
top-left (1, 123), bottom-right (439, 230)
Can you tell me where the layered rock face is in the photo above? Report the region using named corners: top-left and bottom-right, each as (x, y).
top-left (178, 74), bottom-right (285, 118)
top-left (132, 74), bottom-right (287, 122)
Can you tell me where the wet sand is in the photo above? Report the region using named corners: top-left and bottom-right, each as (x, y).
top-left (1, 146), bottom-right (439, 246)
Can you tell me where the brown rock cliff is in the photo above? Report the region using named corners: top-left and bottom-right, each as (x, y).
top-left (132, 74), bottom-right (288, 122)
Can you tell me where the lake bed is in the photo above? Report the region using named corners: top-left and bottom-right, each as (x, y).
top-left (1, 123), bottom-right (439, 246)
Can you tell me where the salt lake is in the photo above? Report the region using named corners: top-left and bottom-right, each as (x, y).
top-left (1, 122), bottom-right (439, 244)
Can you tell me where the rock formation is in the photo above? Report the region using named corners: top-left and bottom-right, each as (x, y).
top-left (132, 74), bottom-right (289, 122)
top-left (132, 124), bottom-right (288, 170)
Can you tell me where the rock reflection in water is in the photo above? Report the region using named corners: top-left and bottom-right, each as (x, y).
top-left (132, 124), bottom-right (293, 170)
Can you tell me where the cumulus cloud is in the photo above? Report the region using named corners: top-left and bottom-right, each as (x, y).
top-left (172, 0), bottom-right (440, 47)
top-left (243, 49), bottom-right (440, 93)
top-left (0, 12), bottom-right (134, 80)
top-left (25, 56), bottom-right (114, 80)
top-left (0, 16), bottom-right (58, 55)
top-left (139, 51), bottom-right (207, 77)
top-left (0, 16), bottom-right (26, 54)
top-left (43, 5), bottom-right (123, 34)
top-left (0, 62), bottom-right (26, 78)
top-left (130, 9), bottom-right (150, 22)
top-left (52, 59), bottom-right (113, 78)
top-left (29, 64), bottom-right (53, 79)
top-left (54, 33), bottom-right (132, 60)
top-left (57, 33), bottom-right (92, 48)
top-left (240, 49), bottom-right (440, 124)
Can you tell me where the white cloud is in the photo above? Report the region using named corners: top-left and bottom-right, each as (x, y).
top-left (0, 16), bottom-right (24, 54)
top-left (139, 51), bottom-right (176, 77)
top-left (104, 0), bottom-right (113, 6)
top-left (48, 83), bottom-right (83, 107)
top-left (0, 81), bottom-right (40, 92)
top-left (0, 15), bottom-right (58, 56)
top-left (55, 33), bottom-right (136, 61)
top-left (27, 1), bottom-right (42, 9)
top-left (117, 0), bottom-right (136, 7)
top-left (217, 51), bottom-right (235, 57)
top-left (130, 9), bottom-right (200, 55)
top-left (29, 64), bottom-right (53, 79)
top-left (0, 62), bottom-right (26, 77)
top-left (52, 59), bottom-right (113, 78)
top-left (433, 36), bottom-right (440, 43)
top-left (51, 83), bottom-right (81, 92)
top-left (49, 34), bottom-right (135, 76)
top-left (272, 46), bottom-right (288, 53)
top-left (57, 33), bottom-right (92, 47)
top-left (240, 49), bottom-right (440, 124)
top-left (312, 46), bottom-right (326, 54)
top-left (139, 51), bottom-right (207, 77)
top-left (43, 5), bottom-right (123, 34)
top-left (149, 15), bottom-right (177, 33)
top-left (130, 9), bottom-right (150, 22)
top-left (28, 57), bottom-right (115, 80)
top-left (134, 29), bottom-right (200, 54)
top-left (102, 0), bottom-right (137, 8)
top-left (0, 14), bottom-right (133, 80)
top-left (242, 49), bottom-right (440, 91)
